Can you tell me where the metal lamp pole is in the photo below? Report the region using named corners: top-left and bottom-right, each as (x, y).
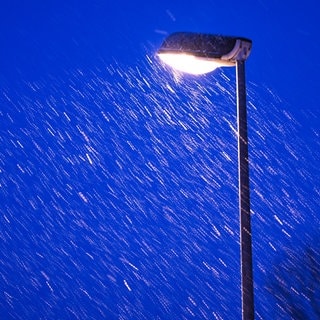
top-left (236, 60), bottom-right (254, 320)
top-left (157, 32), bottom-right (254, 319)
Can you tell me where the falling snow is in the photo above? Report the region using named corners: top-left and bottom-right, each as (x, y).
top-left (0, 33), bottom-right (319, 320)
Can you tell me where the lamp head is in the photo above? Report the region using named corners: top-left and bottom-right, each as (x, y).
top-left (157, 32), bottom-right (252, 75)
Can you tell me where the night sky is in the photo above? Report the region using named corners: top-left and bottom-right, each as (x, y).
top-left (0, 1), bottom-right (319, 319)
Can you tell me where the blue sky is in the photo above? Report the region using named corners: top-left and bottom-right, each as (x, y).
top-left (0, 1), bottom-right (319, 319)
top-left (1, 0), bottom-right (319, 105)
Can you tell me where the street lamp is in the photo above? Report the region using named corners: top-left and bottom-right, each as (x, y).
top-left (157, 32), bottom-right (254, 320)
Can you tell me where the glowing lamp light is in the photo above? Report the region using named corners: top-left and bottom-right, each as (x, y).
top-left (157, 53), bottom-right (233, 75)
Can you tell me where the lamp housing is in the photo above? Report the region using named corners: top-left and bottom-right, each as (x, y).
top-left (157, 32), bottom-right (252, 74)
